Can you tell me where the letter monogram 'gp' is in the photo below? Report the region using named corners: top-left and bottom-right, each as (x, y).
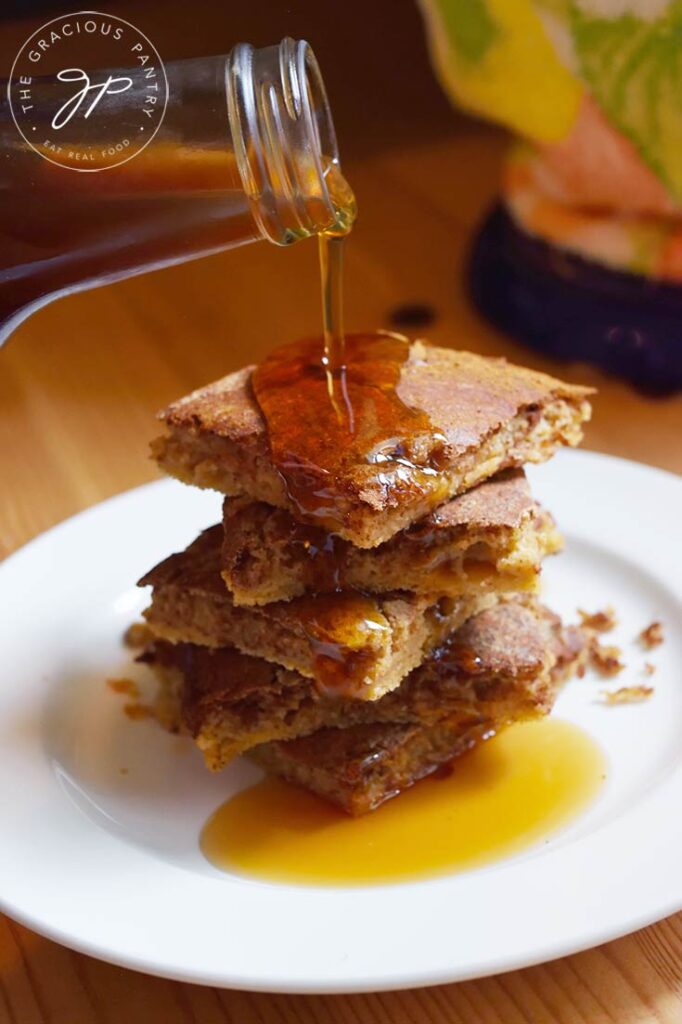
top-left (52, 68), bottom-right (133, 129)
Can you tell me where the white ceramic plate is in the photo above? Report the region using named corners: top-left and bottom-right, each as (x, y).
top-left (0, 449), bottom-right (681, 993)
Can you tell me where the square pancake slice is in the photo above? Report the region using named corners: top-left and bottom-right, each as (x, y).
top-left (144, 598), bottom-right (584, 771)
top-left (139, 525), bottom-right (495, 700)
top-left (152, 341), bottom-right (592, 548)
top-left (220, 469), bottom-right (561, 606)
top-left (248, 610), bottom-right (585, 815)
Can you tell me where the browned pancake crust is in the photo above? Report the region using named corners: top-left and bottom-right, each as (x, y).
top-left (145, 599), bottom-right (582, 770)
top-left (220, 470), bottom-right (562, 605)
top-left (152, 343), bottom-right (592, 548)
top-left (139, 525), bottom-right (495, 700)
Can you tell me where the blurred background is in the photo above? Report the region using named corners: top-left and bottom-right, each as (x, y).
top-left (1, 0), bottom-right (681, 557)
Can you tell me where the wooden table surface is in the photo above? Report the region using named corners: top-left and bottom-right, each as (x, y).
top-left (2, 2), bottom-right (682, 1020)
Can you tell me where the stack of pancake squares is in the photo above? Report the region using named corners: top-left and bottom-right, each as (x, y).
top-left (136, 342), bottom-right (593, 815)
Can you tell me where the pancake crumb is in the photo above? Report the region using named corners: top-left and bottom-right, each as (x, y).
top-left (107, 678), bottom-right (139, 698)
top-left (578, 606), bottom-right (617, 633)
top-left (123, 702), bottom-right (153, 720)
top-left (643, 662), bottom-right (656, 677)
top-left (639, 621), bottom-right (664, 649)
top-left (600, 685), bottom-right (654, 705)
top-left (123, 622), bottom-right (154, 649)
top-left (587, 637), bottom-right (624, 677)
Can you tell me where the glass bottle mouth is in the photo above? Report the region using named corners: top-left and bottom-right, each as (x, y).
top-left (226, 38), bottom-right (356, 245)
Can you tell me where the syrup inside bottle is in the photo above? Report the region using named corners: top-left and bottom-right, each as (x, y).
top-left (201, 718), bottom-right (606, 885)
top-left (0, 142), bottom-right (357, 347)
top-left (0, 146), bottom-right (259, 342)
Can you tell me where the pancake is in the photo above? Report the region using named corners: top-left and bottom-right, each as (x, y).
top-left (151, 342), bottom-right (592, 548)
top-left (220, 470), bottom-right (561, 605)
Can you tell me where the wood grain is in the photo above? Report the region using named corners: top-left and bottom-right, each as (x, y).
top-left (1, 0), bottom-right (681, 1019)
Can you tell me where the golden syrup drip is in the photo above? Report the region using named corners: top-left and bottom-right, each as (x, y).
top-left (251, 332), bottom-right (439, 531)
top-left (289, 591), bottom-right (390, 696)
top-left (201, 719), bottom-right (605, 885)
top-left (318, 161), bottom-right (355, 407)
top-left (319, 233), bottom-right (344, 370)
top-left (319, 233), bottom-right (353, 424)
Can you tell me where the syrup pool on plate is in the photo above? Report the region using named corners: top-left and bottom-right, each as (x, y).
top-left (201, 718), bottom-right (606, 885)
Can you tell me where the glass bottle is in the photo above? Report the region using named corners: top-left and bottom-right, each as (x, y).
top-left (0, 38), bottom-right (355, 345)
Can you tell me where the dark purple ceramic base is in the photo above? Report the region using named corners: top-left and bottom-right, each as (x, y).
top-left (469, 205), bottom-right (682, 396)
